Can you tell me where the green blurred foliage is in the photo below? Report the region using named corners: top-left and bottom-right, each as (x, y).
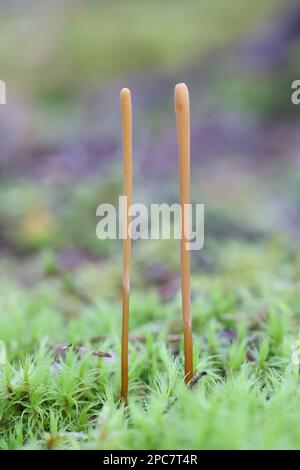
top-left (0, 0), bottom-right (280, 105)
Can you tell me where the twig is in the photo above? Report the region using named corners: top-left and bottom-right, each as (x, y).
top-left (48, 343), bottom-right (112, 358)
top-left (187, 371), bottom-right (207, 389)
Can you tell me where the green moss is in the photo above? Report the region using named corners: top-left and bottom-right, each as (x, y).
top-left (0, 237), bottom-right (300, 449)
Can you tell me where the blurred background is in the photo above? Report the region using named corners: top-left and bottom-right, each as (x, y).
top-left (0, 0), bottom-right (300, 301)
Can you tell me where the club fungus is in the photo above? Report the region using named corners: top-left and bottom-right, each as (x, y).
top-left (174, 83), bottom-right (194, 383)
top-left (120, 88), bottom-right (133, 404)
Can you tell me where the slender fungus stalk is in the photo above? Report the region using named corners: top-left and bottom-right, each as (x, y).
top-left (120, 88), bottom-right (132, 404)
top-left (174, 83), bottom-right (193, 384)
